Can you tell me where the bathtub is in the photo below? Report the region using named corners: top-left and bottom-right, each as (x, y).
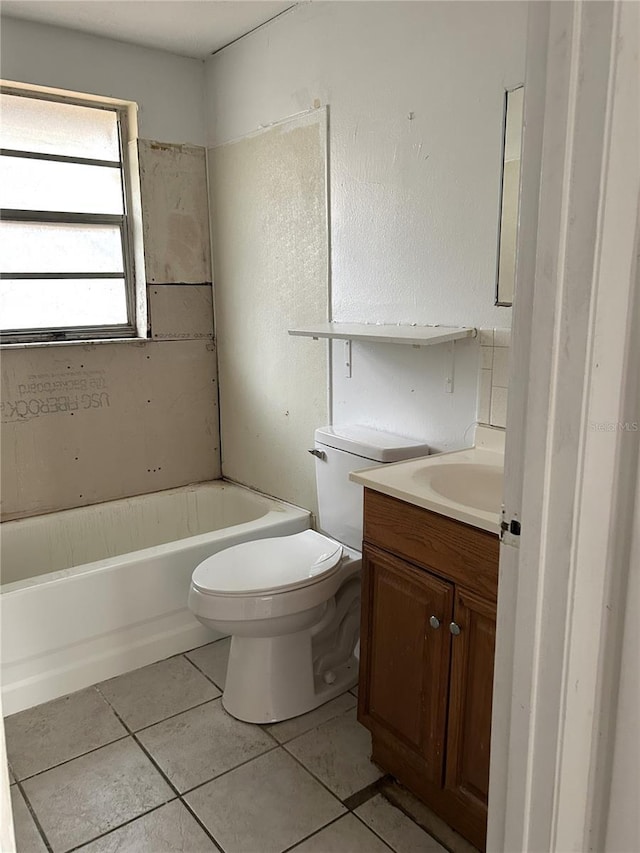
top-left (0, 481), bottom-right (310, 715)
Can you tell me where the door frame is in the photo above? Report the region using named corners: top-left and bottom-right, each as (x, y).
top-left (488, 2), bottom-right (640, 851)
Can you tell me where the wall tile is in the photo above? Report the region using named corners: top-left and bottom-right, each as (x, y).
top-left (490, 386), bottom-right (509, 428)
top-left (491, 346), bottom-right (509, 388)
top-left (493, 328), bottom-right (512, 348)
top-left (477, 369), bottom-right (492, 425)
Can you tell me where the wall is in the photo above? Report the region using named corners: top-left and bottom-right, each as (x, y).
top-left (0, 17), bottom-right (205, 145)
top-left (209, 111), bottom-right (329, 513)
top-left (0, 21), bottom-right (220, 520)
top-left (205, 1), bottom-right (527, 460)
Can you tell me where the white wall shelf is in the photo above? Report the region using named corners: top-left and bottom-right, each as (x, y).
top-left (288, 323), bottom-right (477, 347)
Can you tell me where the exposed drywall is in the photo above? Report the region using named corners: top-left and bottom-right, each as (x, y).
top-left (205, 1), bottom-right (527, 450)
top-left (138, 141), bottom-right (211, 283)
top-left (0, 16), bottom-right (205, 145)
top-left (0, 122), bottom-right (218, 519)
top-left (209, 110), bottom-right (329, 513)
top-left (1, 340), bottom-right (218, 520)
top-left (149, 285), bottom-right (213, 341)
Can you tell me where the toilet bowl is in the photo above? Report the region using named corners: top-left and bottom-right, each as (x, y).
top-left (188, 529), bottom-right (361, 723)
top-left (188, 424), bottom-right (431, 724)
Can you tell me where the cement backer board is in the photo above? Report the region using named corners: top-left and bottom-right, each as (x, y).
top-left (209, 110), bottom-right (328, 515)
top-left (1, 340), bottom-right (220, 520)
top-left (138, 140), bottom-right (212, 285)
top-left (149, 285), bottom-right (214, 341)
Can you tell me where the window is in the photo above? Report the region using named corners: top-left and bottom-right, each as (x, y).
top-left (0, 87), bottom-right (139, 343)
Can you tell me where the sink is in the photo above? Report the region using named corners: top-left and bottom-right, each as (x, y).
top-left (411, 463), bottom-right (503, 513)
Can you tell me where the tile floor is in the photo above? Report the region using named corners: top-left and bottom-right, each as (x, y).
top-left (6, 638), bottom-right (455, 853)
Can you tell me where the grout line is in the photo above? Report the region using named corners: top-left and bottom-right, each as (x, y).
top-left (182, 648), bottom-right (227, 692)
top-left (178, 743), bottom-right (281, 798)
top-left (378, 785), bottom-right (457, 853)
top-left (350, 809), bottom-right (396, 852)
top-left (93, 689), bottom-right (226, 853)
top-left (93, 657), bottom-right (225, 731)
top-left (279, 813), bottom-right (346, 853)
top-left (63, 799), bottom-right (179, 853)
top-left (12, 731), bottom-right (130, 784)
top-left (281, 728), bottom-right (369, 811)
top-left (131, 695), bottom-right (223, 735)
top-left (178, 798), bottom-right (226, 853)
top-left (13, 779), bottom-right (54, 853)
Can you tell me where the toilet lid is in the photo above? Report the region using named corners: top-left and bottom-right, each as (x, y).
top-left (192, 529), bottom-right (344, 596)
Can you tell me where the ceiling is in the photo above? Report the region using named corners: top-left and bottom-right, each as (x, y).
top-left (0, 1), bottom-right (296, 59)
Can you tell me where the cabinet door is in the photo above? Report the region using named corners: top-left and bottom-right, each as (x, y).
top-left (444, 587), bottom-right (496, 842)
top-left (359, 545), bottom-right (454, 785)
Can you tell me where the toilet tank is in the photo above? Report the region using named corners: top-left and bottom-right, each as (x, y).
top-left (313, 425), bottom-right (431, 550)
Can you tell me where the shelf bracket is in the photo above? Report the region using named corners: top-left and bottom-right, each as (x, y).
top-left (445, 341), bottom-right (455, 393)
top-left (344, 339), bottom-right (352, 378)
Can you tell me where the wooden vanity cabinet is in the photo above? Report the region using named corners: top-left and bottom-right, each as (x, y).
top-left (358, 489), bottom-right (499, 851)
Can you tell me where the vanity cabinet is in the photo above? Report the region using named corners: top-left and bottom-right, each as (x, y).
top-left (358, 489), bottom-right (499, 851)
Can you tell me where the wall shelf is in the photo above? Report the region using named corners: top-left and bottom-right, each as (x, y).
top-left (288, 323), bottom-right (477, 347)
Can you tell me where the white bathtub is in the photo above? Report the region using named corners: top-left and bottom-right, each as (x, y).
top-left (0, 481), bottom-right (310, 715)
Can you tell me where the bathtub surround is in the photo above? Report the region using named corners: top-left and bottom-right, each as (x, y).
top-left (1, 483), bottom-right (309, 715)
top-left (6, 642), bottom-right (454, 853)
top-left (209, 110), bottom-right (329, 514)
top-left (477, 328), bottom-right (511, 429)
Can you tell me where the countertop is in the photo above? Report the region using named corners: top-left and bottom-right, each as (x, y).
top-left (350, 441), bottom-right (504, 535)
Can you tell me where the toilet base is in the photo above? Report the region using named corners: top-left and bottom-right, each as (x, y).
top-left (222, 631), bottom-right (358, 724)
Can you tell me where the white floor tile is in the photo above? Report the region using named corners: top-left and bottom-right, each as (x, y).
top-left (290, 814), bottom-right (392, 853)
top-left (356, 794), bottom-right (448, 853)
top-left (185, 748), bottom-right (345, 853)
top-left (285, 708), bottom-right (383, 800)
top-left (138, 698), bottom-right (275, 791)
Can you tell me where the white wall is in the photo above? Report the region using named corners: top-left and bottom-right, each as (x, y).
top-left (209, 112), bottom-right (329, 513)
top-left (205, 2), bottom-right (527, 449)
top-left (0, 17), bottom-right (206, 145)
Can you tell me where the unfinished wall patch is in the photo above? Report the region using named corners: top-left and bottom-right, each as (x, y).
top-left (138, 140), bottom-right (212, 284)
top-left (149, 284), bottom-right (214, 341)
top-left (1, 340), bottom-right (220, 520)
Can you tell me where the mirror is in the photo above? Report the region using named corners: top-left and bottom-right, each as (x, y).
top-left (496, 86), bottom-right (524, 306)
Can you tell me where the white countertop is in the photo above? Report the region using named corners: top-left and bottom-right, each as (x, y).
top-left (350, 440), bottom-right (504, 535)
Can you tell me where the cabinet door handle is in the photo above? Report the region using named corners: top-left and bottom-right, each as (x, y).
top-left (449, 622), bottom-right (462, 636)
top-left (429, 616), bottom-right (440, 629)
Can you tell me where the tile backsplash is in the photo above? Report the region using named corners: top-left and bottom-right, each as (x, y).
top-left (477, 328), bottom-right (511, 429)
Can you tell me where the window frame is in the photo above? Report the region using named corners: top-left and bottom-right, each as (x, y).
top-left (0, 85), bottom-right (140, 344)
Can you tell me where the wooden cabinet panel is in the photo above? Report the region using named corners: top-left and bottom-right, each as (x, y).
top-left (364, 490), bottom-right (499, 601)
top-left (359, 489), bottom-right (499, 851)
top-left (359, 545), bottom-right (454, 785)
top-left (445, 588), bottom-right (496, 836)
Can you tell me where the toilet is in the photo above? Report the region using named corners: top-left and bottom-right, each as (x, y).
top-left (188, 425), bottom-right (430, 724)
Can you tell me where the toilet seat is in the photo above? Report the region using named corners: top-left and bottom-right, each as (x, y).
top-left (191, 529), bottom-right (344, 597)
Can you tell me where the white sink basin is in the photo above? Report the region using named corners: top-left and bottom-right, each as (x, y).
top-left (411, 463), bottom-right (503, 514)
